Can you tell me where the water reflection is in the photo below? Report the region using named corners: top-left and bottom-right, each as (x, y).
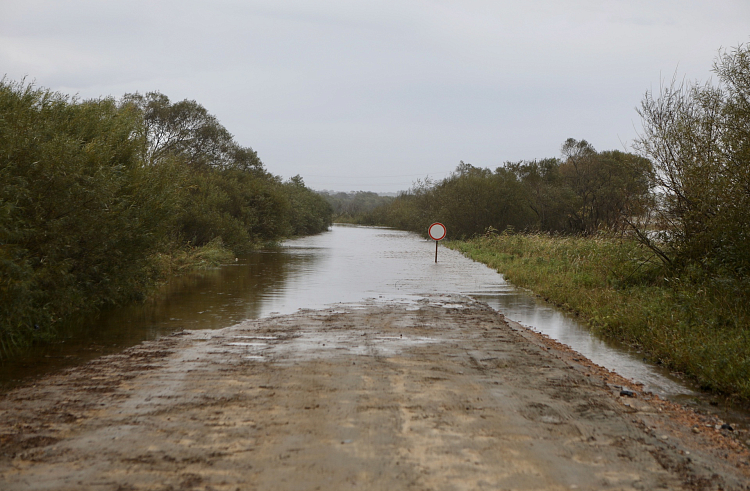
top-left (473, 293), bottom-right (694, 398)
top-left (0, 248), bottom-right (322, 387)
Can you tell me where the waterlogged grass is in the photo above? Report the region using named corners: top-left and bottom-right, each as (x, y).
top-left (153, 238), bottom-right (237, 276)
top-left (449, 233), bottom-right (750, 401)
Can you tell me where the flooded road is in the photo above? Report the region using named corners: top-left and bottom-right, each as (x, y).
top-left (0, 225), bottom-right (723, 404)
top-left (2, 224), bottom-right (750, 489)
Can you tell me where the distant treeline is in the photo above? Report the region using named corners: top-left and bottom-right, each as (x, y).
top-left (318, 191), bottom-right (394, 223)
top-left (368, 140), bottom-right (653, 239)
top-left (0, 81), bottom-right (332, 355)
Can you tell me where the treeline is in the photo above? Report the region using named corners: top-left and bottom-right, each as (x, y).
top-left (368, 141), bottom-right (653, 239)
top-left (318, 191), bottom-right (394, 223)
top-left (371, 42), bottom-right (750, 285)
top-left (0, 81), bottom-right (332, 355)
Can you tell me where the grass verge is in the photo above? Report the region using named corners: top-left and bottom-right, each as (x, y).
top-left (448, 233), bottom-right (750, 402)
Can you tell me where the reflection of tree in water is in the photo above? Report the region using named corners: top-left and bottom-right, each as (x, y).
top-left (0, 249), bottom-right (321, 390)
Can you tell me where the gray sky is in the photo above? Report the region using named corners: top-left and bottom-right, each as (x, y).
top-left (2, 1), bottom-right (749, 192)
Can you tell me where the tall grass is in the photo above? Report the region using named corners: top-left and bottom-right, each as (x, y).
top-left (449, 233), bottom-right (750, 401)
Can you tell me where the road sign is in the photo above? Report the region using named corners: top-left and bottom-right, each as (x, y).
top-left (428, 222), bottom-right (446, 241)
top-left (428, 222), bottom-right (446, 262)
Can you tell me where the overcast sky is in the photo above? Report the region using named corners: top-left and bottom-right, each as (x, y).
top-left (2, 1), bottom-right (749, 192)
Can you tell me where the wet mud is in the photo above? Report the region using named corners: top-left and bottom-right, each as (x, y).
top-left (1, 296), bottom-right (748, 490)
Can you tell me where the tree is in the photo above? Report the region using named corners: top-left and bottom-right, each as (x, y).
top-left (320, 191), bottom-right (394, 221)
top-left (633, 43), bottom-right (750, 276)
top-left (559, 139), bottom-right (653, 234)
top-left (0, 80), bottom-right (335, 356)
top-left (284, 176), bottom-right (333, 235)
top-left (0, 80), bottom-right (183, 351)
top-left (122, 91), bottom-right (263, 172)
top-left (506, 158), bottom-right (574, 232)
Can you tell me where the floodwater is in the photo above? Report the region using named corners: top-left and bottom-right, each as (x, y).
top-left (0, 224), bottom-right (745, 424)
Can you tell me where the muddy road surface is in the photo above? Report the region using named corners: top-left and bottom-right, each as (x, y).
top-left (1, 295), bottom-right (749, 490)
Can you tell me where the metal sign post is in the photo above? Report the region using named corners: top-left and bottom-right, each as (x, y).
top-left (428, 222), bottom-right (446, 263)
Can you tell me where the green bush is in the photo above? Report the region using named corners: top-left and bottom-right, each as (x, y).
top-left (0, 81), bottom-right (332, 357)
top-left (0, 80), bottom-right (182, 354)
top-left (284, 176), bottom-right (332, 236)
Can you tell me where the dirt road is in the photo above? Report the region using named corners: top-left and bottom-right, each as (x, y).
top-left (1, 295), bottom-right (748, 490)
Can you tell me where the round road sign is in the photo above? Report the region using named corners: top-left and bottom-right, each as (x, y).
top-left (428, 222), bottom-right (446, 241)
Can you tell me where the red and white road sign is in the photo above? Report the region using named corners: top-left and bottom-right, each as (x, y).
top-left (428, 222), bottom-right (446, 241)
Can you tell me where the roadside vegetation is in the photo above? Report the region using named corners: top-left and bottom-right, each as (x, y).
top-left (0, 81), bottom-right (332, 357)
top-left (368, 43), bottom-right (750, 400)
top-left (450, 234), bottom-right (750, 400)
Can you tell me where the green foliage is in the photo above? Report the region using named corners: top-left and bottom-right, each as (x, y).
top-left (177, 168), bottom-right (289, 252)
top-left (122, 91), bottom-right (244, 169)
top-left (430, 164), bottom-right (535, 239)
top-left (123, 91), bottom-right (330, 249)
top-left (504, 158), bottom-right (573, 232)
top-left (0, 80), bottom-right (182, 354)
top-left (451, 234), bottom-right (750, 400)
top-left (173, 171), bottom-right (330, 251)
top-left (559, 140), bottom-right (654, 234)
top-left (0, 81), bottom-right (331, 357)
top-left (368, 149), bottom-right (653, 238)
top-left (284, 176), bottom-right (333, 236)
